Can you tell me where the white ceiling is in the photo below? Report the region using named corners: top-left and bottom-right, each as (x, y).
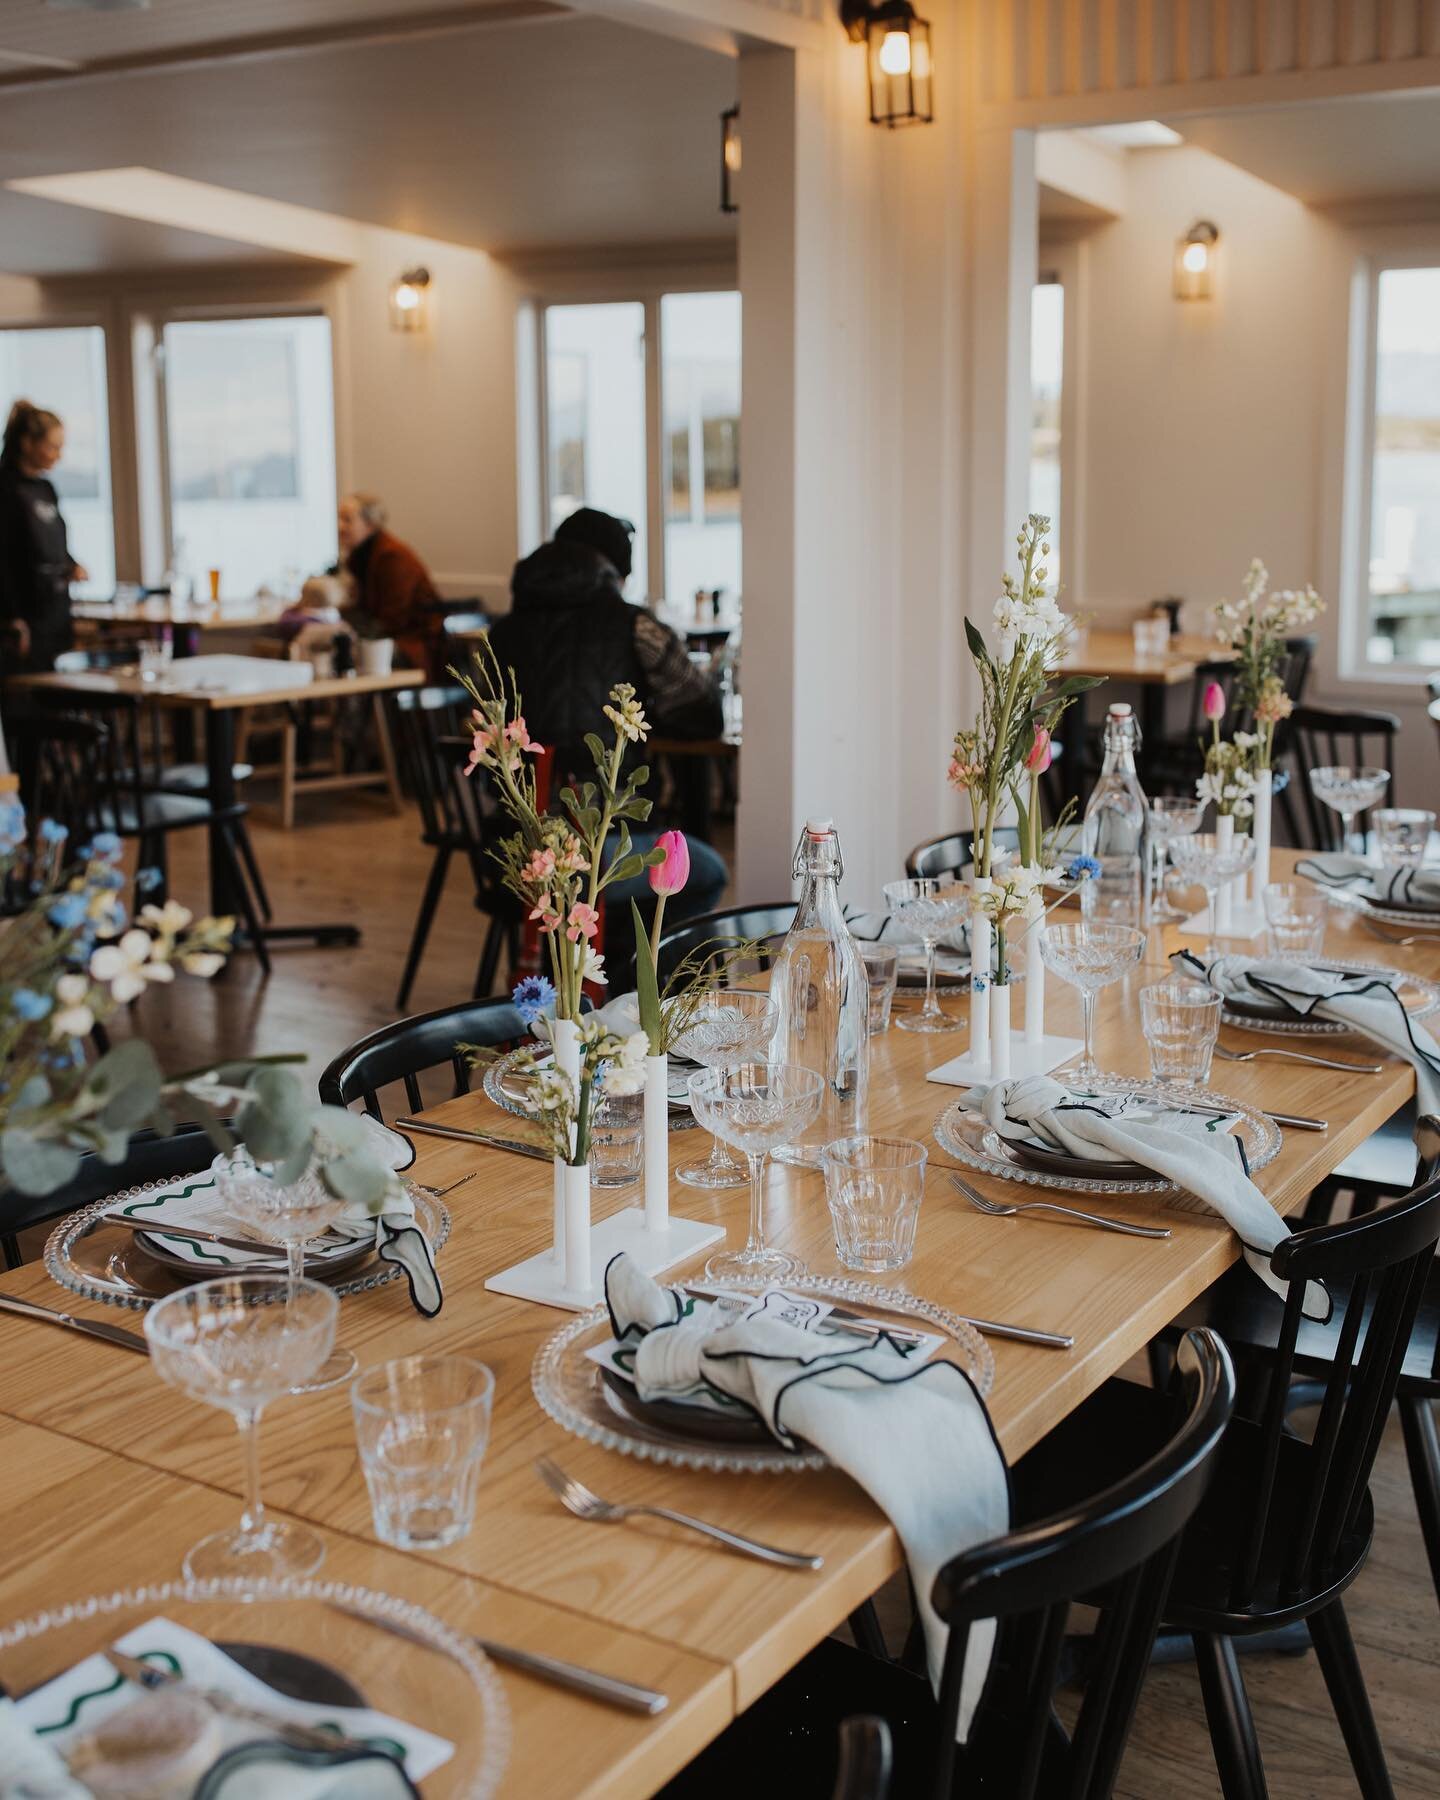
top-left (1172, 91), bottom-right (1440, 207)
top-left (0, 5), bottom-right (736, 273)
top-left (0, 185), bottom-right (315, 272)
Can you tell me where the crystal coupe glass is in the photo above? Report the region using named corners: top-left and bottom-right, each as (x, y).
top-left (882, 877), bottom-right (968, 1033)
top-left (1037, 922), bottom-right (1146, 1079)
top-left (1168, 831), bottom-right (1258, 955)
top-left (144, 1275), bottom-right (339, 1582)
top-left (1148, 795), bottom-right (1205, 922)
top-left (687, 1062), bottom-right (823, 1286)
top-left (1308, 765), bottom-right (1390, 855)
top-left (670, 990), bottom-right (779, 1190)
top-left (216, 1146), bottom-right (357, 1392)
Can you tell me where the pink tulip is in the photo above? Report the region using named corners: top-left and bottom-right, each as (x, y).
top-left (1203, 681), bottom-right (1227, 723)
top-left (1024, 726), bottom-right (1052, 775)
top-left (648, 829), bottom-right (690, 897)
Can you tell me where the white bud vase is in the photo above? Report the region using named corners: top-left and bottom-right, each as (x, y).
top-left (550, 1016), bottom-right (581, 1273)
top-left (970, 878), bottom-right (992, 1069)
top-left (562, 1160), bottom-right (592, 1300)
top-left (990, 981), bottom-right (1012, 1077)
top-left (1023, 882), bottom-right (1045, 1043)
top-left (643, 1053), bottom-right (670, 1235)
top-left (1249, 774), bottom-right (1273, 909)
top-left (1215, 813), bottom-right (1235, 935)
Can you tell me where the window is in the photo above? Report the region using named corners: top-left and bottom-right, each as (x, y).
top-left (162, 315), bottom-right (336, 599)
top-left (661, 291), bottom-right (740, 603)
top-left (1358, 265), bottom-right (1440, 667)
top-left (0, 325), bottom-right (115, 598)
top-left (538, 290), bottom-right (741, 607)
top-left (543, 302), bottom-right (648, 600)
top-left (1029, 278), bottom-right (1064, 593)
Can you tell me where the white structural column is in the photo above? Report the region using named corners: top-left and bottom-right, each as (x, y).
top-left (736, 17), bottom-right (974, 910)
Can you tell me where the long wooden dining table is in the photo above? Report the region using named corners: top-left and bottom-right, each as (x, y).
top-left (0, 852), bottom-right (1432, 1796)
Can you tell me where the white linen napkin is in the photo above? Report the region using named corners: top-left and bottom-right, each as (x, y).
top-left (9, 1617), bottom-right (451, 1798)
top-left (1296, 852), bottom-right (1440, 911)
top-left (969, 1075), bottom-right (1329, 1320)
top-left (604, 1253), bottom-right (1009, 1740)
top-left (336, 1120), bottom-right (442, 1317)
top-left (1174, 947), bottom-right (1440, 1122)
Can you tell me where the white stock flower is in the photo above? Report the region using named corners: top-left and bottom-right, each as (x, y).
top-left (90, 928), bottom-right (174, 1004)
top-left (140, 900), bottom-right (194, 937)
top-left (582, 947), bottom-right (607, 986)
top-left (51, 973), bottom-right (95, 1038)
top-left (602, 1029), bottom-right (651, 1097)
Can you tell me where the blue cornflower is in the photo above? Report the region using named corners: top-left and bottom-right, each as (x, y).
top-left (91, 865), bottom-right (126, 892)
top-left (136, 866), bottom-right (164, 893)
top-left (512, 973), bottom-right (557, 1026)
top-left (37, 818), bottom-right (68, 846)
top-left (1065, 853), bottom-right (1103, 883)
top-left (10, 988), bottom-right (52, 1022)
top-left (80, 831), bottom-right (122, 861)
top-left (48, 893), bottom-right (88, 930)
top-left (1269, 768), bottom-right (1290, 795)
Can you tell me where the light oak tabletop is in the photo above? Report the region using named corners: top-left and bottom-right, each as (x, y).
top-left (1061, 628), bottom-right (1235, 685)
top-left (0, 850), bottom-right (1429, 1785)
top-left (9, 658), bottom-right (424, 712)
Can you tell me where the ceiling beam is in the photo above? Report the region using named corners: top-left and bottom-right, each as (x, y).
top-left (566, 0), bottom-right (823, 57)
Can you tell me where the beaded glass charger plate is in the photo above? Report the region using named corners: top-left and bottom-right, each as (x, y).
top-left (1218, 956), bottom-right (1440, 1037)
top-left (531, 1278), bottom-right (993, 1474)
top-left (0, 1578), bottom-right (509, 1800)
top-left (482, 1046), bottom-right (696, 1131)
top-left (43, 1184), bottom-right (450, 1312)
top-left (933, 1076), bottom-right (1283, 1198)
top-left (1322, 886), bottom-right (1440, 931)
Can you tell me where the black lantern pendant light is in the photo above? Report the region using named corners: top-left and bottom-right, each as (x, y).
top-left (842, 0), bottom-right (933, 128)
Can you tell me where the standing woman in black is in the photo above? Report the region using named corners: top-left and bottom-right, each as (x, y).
top-left (0, 400), bottom-right (88, 672)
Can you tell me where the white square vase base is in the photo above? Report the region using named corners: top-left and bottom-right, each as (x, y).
top-left (924, 1034), bottom-right (1084, 1087)
top-left (484, 1210), bottom-right (726, 1312)
top-left (1178, 900), bottom-right (1267, 942)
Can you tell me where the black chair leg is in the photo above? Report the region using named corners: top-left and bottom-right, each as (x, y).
top-left (217, 825), bottom-right (271, 976)
top-left (398, 847), bottom-right (450, 1011)
top-left (474, 915), bottom-right (504, 1000)
top-left (1275, 777), bottom-right (1302, 850)
top-left (2, 1232), bottom-right (21, 1270)
top-left (1399, 1395), bottom-right (1440, 1610)
top-left (1307, 1600), bottom-right (1394, 1799)
top-left (232, 816), bottom-right (273, 923)
top-left (1193, 1632), bottom-right (1268, 1799)
top-left (846, 1601), bottom-right (888, 1661)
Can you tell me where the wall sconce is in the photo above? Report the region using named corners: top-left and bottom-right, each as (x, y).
top-left (720, 106), bottom-right (740, 214)
top-left (841, 0), bottom-right (933, 127)
top-left (1174, 222), bottom-right (1219, 301)
top-left (389, 267), bottom-right (431, 332)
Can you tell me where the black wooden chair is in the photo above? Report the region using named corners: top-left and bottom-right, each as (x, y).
top-left (658, 1329), bottom-right (1234, 1800)
top-left (390, 685), bottom-right (519, 1010)
top-left (905, 826), bottom-right (1021, 884)
top-left (1283, 703), bottom-right (1401, 851)
top-left (1055, 1159), bottom-right (1440, 1798)
top-left (1, 1122), bottom-right (218, 1269)
top-left (830, 1718), bottom-right (891, 1800)
top-left (318, 997), bottom-right (528, 1123)
top-left (654, 902), bottom-right (797, 988)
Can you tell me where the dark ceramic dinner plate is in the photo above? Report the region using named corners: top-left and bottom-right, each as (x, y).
top-left (598, 1367), bottom-right (812, 1451)
top-left (1003, 1139), bottom-right (1152, 1181)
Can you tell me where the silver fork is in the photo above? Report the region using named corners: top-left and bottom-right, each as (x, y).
top-left (949, 1173), bottom-right (1171, 1239)
top-left (1360, 917), bottom-right (1419, 948)
top-left (422, 1170), bottom-right (480, 1198)
top-left (1213, 1042), bottom-right (1382, 1073)
top-left (535, 1457), bottom-right (823, 1570)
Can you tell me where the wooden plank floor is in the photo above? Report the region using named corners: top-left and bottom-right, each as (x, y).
top-left (110, 795), bottom-right (1440, 1797)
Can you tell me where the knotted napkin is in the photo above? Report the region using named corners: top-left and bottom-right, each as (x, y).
top-left (1296, 852), bottom-right (1440, 912)
top-left (604, 1253), bottom-right (1009, 1740)
top-left (1174, 947), bottom-right (1440, 1121)
top-left (969, 1075), bottom-right (1329, 1320)
top-left (331, 1118), bottom-right (443, 1317)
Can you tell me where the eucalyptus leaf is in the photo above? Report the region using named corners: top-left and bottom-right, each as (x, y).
top-left (10, 1075), bottom-right (51, 1119)
top-left (0, 1129), bottom-right (81, 1197)
top-left (87, 1039), bottom-right (164, 1133)
top-left (311, 1105), bottom-right (373, 1155)
top-left (324, 1150), bottom-right (390, 1211)
top-left (239, 1066), bottom-right (311, 1165)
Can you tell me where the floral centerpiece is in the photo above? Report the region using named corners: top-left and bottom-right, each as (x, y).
top-left (1214, 559), bottom-right (1323, 903)
top-left (0, 810), bottom-right (398, 1218)
top-left (951, 514), bottom-right (1101, 1065)
top-left (1195, 683), bottom-right (1256, 933)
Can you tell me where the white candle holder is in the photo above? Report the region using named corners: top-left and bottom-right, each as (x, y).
top-left (969, 878), bottom-right (992, 1071)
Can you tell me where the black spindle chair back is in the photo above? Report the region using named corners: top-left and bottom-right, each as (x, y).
top-left (1214, 1168), bottom-right (1440, 1622)
top-left (1288, 703), bottom-right (1400, 850)
top-left (933, 1330), bottom-right (1235, 1800)
top-left (905, 827), bottom-right (1021, 885)
top-left (318, 997), bottom-right (529, 1123)
top-left (655, 902), bottom-right (797, 988)
top-left (392, 685), bottom-right (474, 845)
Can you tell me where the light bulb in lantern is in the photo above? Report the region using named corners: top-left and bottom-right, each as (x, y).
top-left (878, 27), bottom-right (912, 74)
top-left (393, 281), bottom-right (421, 312)
top-left (1181, 241), bottom-right (1209, 275)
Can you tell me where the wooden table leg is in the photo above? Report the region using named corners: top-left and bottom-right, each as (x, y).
top-left (372, 692), bottom-right (404, 813)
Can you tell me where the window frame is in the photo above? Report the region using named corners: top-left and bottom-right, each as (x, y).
top-left (1033, 236), bottom-right (1084, 605)
top-left (1339, 241), bottom-right (1440, 683)
top-left (521, 258), bottom-right (739, 604)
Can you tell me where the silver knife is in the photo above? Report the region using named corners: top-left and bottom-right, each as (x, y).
top-left (0, 1293), bottom-right (149, 1354)
top-left (103, 1214), bottom-right (290, 1256)
top-left (1183, 1103), bottom-right (1328, 1133)
top-left (395, 1117), bottom-right (550, 1161)
top-left (683, 1285), bottom-right (1071, 1351)
top-left (326, 1601), bottom-right (668, 1715)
